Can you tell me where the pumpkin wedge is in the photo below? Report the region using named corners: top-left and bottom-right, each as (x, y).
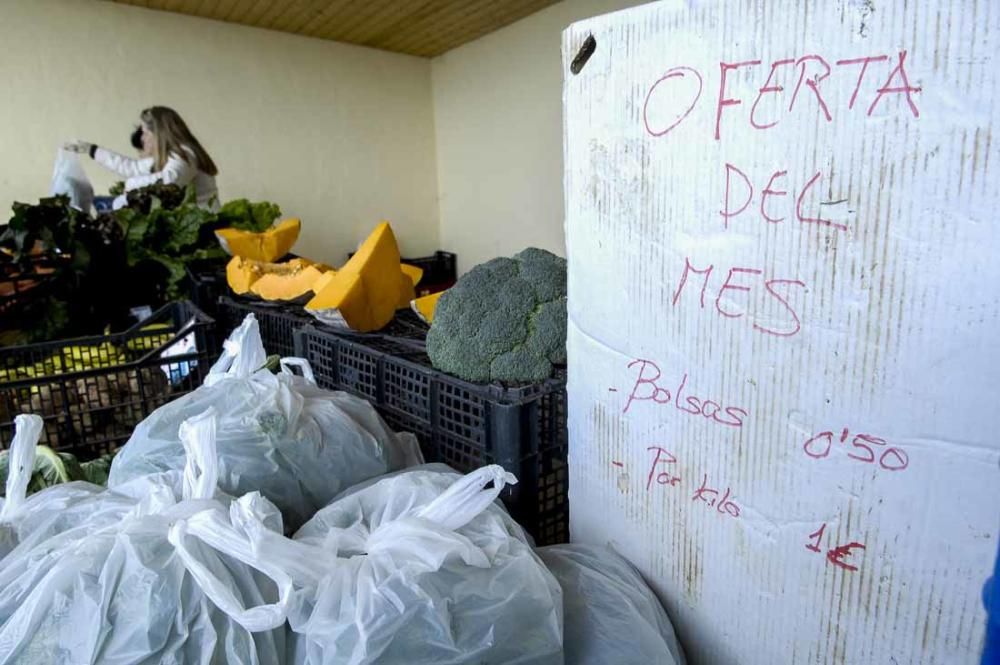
top-left (400, 263), bottom-right (423, 287)
top-left (306, 222), bottom-right (412, 331)
top-left (410, 290), bottom-right (444, 324)
top-left (226, 256), bottom-right (314, 295)
top-left (310, 270), bottom-right (338, 295)
top-left (216, 218), bottom-right (301, 262)
top-left (397, 263), bottom-right (423, 308)
top-left (250, 265), bottom-right (327, 301)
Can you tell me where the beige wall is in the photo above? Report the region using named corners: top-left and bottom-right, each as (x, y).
top-left (431, 0), bottom-right (645, 273)
top-left (1, 0), bottom-right (649, 271)
top-left (0, 0), bottom-right (439, 264)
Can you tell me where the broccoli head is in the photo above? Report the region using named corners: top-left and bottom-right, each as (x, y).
top-left (426, 247), bottom-right (567, 382)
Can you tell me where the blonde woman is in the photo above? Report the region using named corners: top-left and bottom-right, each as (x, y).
top-left (65, 106), bottom-right (219, 210)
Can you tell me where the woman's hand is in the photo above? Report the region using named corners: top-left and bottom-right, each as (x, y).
top-left (63, 140), bottom-right (94, 154)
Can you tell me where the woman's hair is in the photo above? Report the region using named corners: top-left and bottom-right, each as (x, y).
top-left (140, 106), bottom-right (218, 176)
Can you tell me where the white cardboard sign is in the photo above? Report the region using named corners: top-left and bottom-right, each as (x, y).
top-left (563, 2), bottom-right (999, 663)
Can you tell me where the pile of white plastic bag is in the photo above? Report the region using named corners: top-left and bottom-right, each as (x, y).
top-left (0, 408), bottom-right (291, 663)
top-left (109, 315), bottom-right (423, 531)
top-left (0, 314), bottom-right (686, 664)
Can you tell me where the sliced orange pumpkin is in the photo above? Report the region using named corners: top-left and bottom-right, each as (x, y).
top-left (306, 222), bottom-right (412, 331)
top-left (310, 270), bottom-right (338, 295)
top-left (216, 218), bottom-right (301, 262)
top-left (400, 263), bottom-right (423, 287)
top-left (410, 290), bottom-right (444, 324)
top-left (226, 256), bottom-right (314, 296)
top-left (250, 265), bottom-right (326, 301)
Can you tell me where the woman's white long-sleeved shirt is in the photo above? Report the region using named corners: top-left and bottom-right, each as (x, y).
top-left (93, 146), bottom-right (219, 210)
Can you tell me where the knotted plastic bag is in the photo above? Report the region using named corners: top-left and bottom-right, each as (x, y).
top-left (109, 314), bottom-right (422, 531)
top-left (0, 408), bottom-right (291, 664)
top-left (243, 464), bottom-right (564, 664)
top-left (0, 415), bottom-right (118, 561)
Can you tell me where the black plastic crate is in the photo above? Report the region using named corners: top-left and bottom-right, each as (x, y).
top-left (328, 307), bottom-right (430, 344)
top-left (217, 295), bottom-right (313, 359)
top-left (347, 250), bottom-right (457, 296)
top-left (295, 325), bottom-right (568, 545)
top-left (0, 301), bottom-right (218, 459)
top-left (185, 257), bottom-right (228, 319)
top-left (406, 251), bottom-right (457, 296)
top-left (220, 292), bottom-right (432, 356)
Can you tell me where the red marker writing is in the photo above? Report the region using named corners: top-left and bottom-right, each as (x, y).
top-left (646, 446), bottom-right (682, 490)
top-left (826, 542), bottom-right (866, 571)
top-left (691, 474), bottom-right (740, 517)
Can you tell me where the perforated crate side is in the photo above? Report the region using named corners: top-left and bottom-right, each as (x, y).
top-left (218, 297), bottom-right (309, 359)
top-left (380, 411), bottom-right (434, 450)
top-left (295, 330), bottom-right (340, 390)
top-left (380, 356), bottom-right (433, 428)
top-left (424, 431), bottom-right (495, 473)
top-left (435, 379), bottom-right (489, 452)
top-left (293, 324), bottom-right (569, 545)
top-left (534, 460), bottom-right (570, 544)
top-left (534, 384), bottom-right (569, 545)
top-left (0, 302), bottom-right (217, 459)
top-left (333, 338), bottom-right (382, 402)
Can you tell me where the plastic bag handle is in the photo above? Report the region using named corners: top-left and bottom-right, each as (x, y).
top-left (231, 501), bottom-right (330, 589)
top-left (415, 465), bottom-right (518, 532)
top-left (279, 357), bottom-right (316, 384)
top-left (1, 415), bottom-right (43, 519)
top-left (205, 315), bottom-right (268, 385)
top-left (168, 505), bottom-right (295, 632)
top-left (180, 408), bottom-right (218, 501)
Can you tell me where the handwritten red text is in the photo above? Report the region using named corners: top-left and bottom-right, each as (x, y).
top-left (642, 51), bottom-right (922, 140)
top-left (691, 473), bottom-right (741, 517)
top-left (622, 359), bottom-right (748, 427)
top-left (644, 447), bottom-right (741, 520)
top-left (803, 426), bottom-right (909, 471)
top-left (646, 446), bottom-right (682, 490)
top-left (672, 257), bottom-right (806, 337)
top-left (720, 164), bottom-right (846, 231)
top-left (805, 522), bottom-right (866, 572)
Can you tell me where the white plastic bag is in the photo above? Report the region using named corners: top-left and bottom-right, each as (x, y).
top-left (0, 415), bottom-right (43, 521)
top-left (109, 314), bottom-right (423, 531)
top-left (282, 463), bottom-right (564, 665)
top-left (0, 414), bottom-right (42, 557)
top-left (0, 415), bottom-right (114, 560)
top-left (49, 148), bottom-right (94, 212)
top-left (537, 544), bottom-right (686, 665)
top-left (0, 408), bottom-right (291, 664)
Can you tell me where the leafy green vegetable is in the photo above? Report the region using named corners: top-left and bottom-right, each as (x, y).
top-left (80, 452), bottom-right (116, 486)
top-left (32, 446), bottom-right (83, 487)
top-left (2, 185), bottom-right (282, 342)
top-left (114, 185), bottom-right (225, 300)
top-left (0, 445), bottom-right (114, 497)
top-left (124, 182), bottom-right (186, 213)
top-left (260, 354), bottom-right (282, 373)
top-left (217, 199), bottom-right (282, 232)
top-left (1, 196), bottom-right (84, 266)
top-left (1, 196), bottom-right (129, 342)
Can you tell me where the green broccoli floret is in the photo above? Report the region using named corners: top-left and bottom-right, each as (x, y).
top-left (426, 247), bottom-right (567, 383)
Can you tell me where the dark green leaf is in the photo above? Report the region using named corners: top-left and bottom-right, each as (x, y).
top-left (0, 447), bottom-right (115, 498)
top-left (218, 198), bottom-right (281, 232)
top-left (79, 453), bottom-right (115, 486)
